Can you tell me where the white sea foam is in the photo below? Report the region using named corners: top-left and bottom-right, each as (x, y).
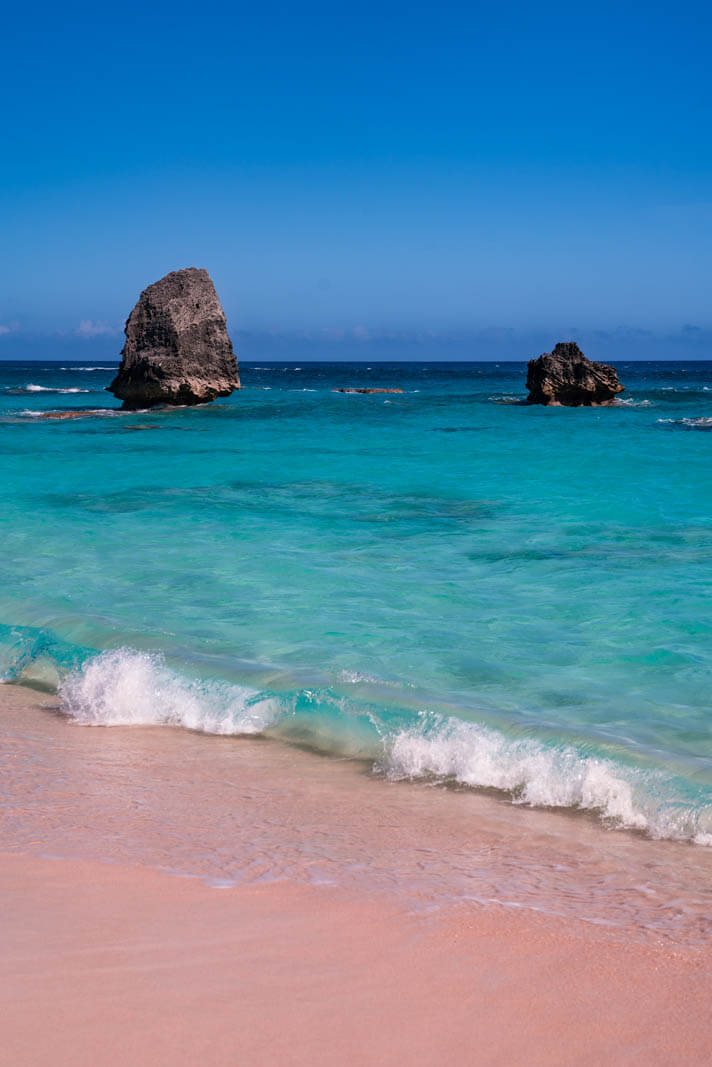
top-left (614, 398), bottom-right (653, 407)
top-left (382, 717), bottom-right (712, 843)
top-left (338, 669), bottom-right (411, 688)
top-left (681, 417), bottom-right (712, 428)
top-left (657, 416), bottom-right (712, 429)
top-left (59, 649), bottom-right (278, 735)
top-left (8, 384), bottom-right (92, 394)
top-left (60, 366), bottom-right (112, 371)
top-left (15, 407), bottom-right (123, 419)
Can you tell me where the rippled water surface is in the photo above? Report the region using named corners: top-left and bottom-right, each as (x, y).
top-left (1, 359), bottom-right (711, 844)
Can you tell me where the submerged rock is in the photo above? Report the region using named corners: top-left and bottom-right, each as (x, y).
top-left (526, 342), bottom-right (624, 406)
top-left (109, 268), bottom-right (240, 410)
top-left (37, 410), bottom-right (94, 420)
top-left (333, 388), bottom-right (404, 394)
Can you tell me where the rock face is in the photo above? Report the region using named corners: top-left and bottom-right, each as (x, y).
top-left (109, 268), bottom-right (240, 409)
top-left (526, 342), bottom-right (624, 406)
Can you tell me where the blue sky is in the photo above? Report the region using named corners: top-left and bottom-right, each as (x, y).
top-left (2, 2), bottom-right (711, 359)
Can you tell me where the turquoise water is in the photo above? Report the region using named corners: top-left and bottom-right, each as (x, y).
top-left (1, 359), bottom-right (712, 842)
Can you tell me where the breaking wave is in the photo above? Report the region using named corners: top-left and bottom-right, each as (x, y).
top-left (49, 647), bottom-right (712, 847)
top-left (59, 649), bottom-right (278, 734)
top-left (381, 717), bottom-right (712, 845)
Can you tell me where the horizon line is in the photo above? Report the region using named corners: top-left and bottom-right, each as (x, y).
top-left (3, 357), bottom-right (712, 365)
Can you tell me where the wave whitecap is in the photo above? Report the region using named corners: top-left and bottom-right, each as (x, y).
top-left (382, 717), bottom-right (712, 845)
top-left (657, 417), bottom-right (712, 430)
top-left (6, 384), bottom-right (92, 395)
top-left (59, 649), bottom-right (278, 735)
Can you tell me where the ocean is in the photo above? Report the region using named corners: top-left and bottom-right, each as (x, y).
top-left (1, 358), bottom-right (712, 874)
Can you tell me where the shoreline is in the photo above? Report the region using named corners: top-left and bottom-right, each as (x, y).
top-left (2, 681), bottom-right (712, 943)
top-left (3, 682), bottom-right (712, 943)
top-left (2, 682), bottom-right (712, 1062)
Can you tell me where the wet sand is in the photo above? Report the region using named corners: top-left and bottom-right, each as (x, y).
top-left (2, 683), bottom-right (712, 1064)
top-left (3, 853), bottom-right (711, 1066)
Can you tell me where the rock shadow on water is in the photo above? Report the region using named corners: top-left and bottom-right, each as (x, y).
top-left (430, 426), bottom-right (486, 433)
top-left (350, 494), bottom-right (498, 530)
top-left (42, 488), bottom-right (166, 513)
top-left (39, 475), bottom-right (502, 526)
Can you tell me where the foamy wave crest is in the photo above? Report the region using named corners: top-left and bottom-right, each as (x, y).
top-left (658, 417), bottom-right (712, 430)
top-left (6, 384), bottom-right (92, 395)
top-left (60, 366), bottom-right (112, 371)
top-left (382, 716), bottom-right (712, 843)
top-left (59, 649), bottom-right (278, 734)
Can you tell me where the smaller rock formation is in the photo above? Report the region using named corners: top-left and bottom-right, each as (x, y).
top-left (109, 268), bottom-right (240, 409)
top-left (38, 410), bottom-right (92, 420)
top-left (333, 388), bottom-right (404, 394)
top-left (526, 342), bottom-right (623, 406)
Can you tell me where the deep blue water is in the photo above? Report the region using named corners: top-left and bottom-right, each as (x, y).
top-left (1, 359), bottom-right (711, 842)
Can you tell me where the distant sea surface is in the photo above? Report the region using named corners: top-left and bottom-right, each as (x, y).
top-left (2, 359), bottom-right (712, 847)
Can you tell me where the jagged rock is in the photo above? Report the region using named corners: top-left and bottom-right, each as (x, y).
top-left (333, 388), bottom-right (404, 394)
top-left (109, 268), bottom-right (240, 409)
top-left (526, 342), bottom-right (624, 406)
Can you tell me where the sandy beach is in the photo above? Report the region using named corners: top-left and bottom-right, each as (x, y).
top-left (2, 683), bottom-right (712, 1065)
top-left (3, 852), bottom-right (711, 1066)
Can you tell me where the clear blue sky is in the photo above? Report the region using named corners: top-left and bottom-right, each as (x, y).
top-left (2, 2), bottom-right (711, 359)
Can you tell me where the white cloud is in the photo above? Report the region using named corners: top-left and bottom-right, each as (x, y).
top-left (0, 325), bottom-right (11, 336)
top-left (76, 319), bottom-right (118, 338)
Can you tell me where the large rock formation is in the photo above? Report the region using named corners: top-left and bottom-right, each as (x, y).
top-left (109, 268), bottom-right (240, 409)
top-left (526, 342), bottom-right (624, 406)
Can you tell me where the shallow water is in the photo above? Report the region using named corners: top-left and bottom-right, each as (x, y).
top-left (1, 359), bottom-right (712, 846)
top-left (3, 689), bottom-right (712, 947)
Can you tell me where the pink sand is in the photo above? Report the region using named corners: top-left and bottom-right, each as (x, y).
top-left (1, 684), bottom-right (711, 1063)
top-left (3, 853), bottom-right (711, 1066)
